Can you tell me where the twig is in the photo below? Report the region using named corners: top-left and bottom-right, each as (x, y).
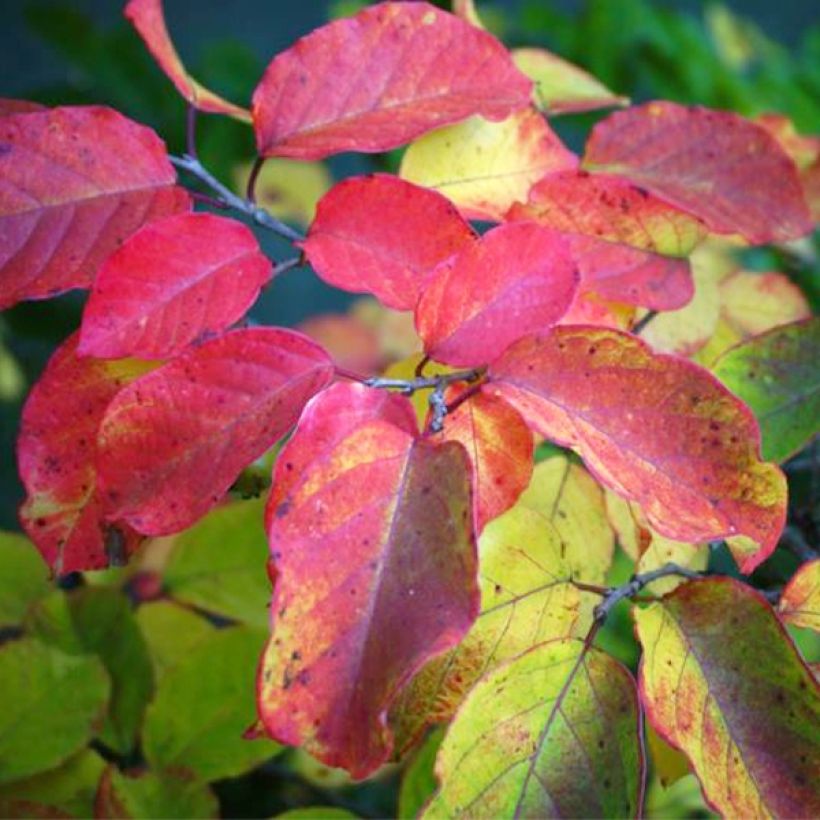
top-left (632, 310), bottom-right (658, 335)
top-left (246, 156), bottom-right (266, 203)
top-left (170, 153), bottom-right (304, 243)
top-left (363, 368), bottom-right (484, 394)
top-left (780, 525), bottom-right (818, 562)
top-left (272, 256), bottom-right (302, 278)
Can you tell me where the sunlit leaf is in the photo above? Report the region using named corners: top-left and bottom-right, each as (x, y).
top-left (94, 767), bottom-right (218, 819)
top-left (143, 626), bottom-right (279, 782)
top-left (252, 2), bottom-right (531, 159)
top-left (488, 326), bottom-right (786, 573)
top-left (584, 101), bottom-right (812, 244)
top-left (779, 559), bottom-right (820, 632)
top-left (390, 504), bottom-right (581, 755)
top-left (125, 0), bottom-right (250, 120)
top-left (634, 578), bottom-right (820, 817)
top-left (301, 175), bottom-right (476, 311)
top-left (258, 383), bottom-right (478, 777)
top-left (424, 639), bottom-right (644, 818)
top-left (0, 639), bottom-right (109, 784)
top-left (416, 223), bottom-right (578, 367)
top-left (18, 334), bottom-right (153, 574)
top-left (97, 328), bottom-right (334, 535)
top-left (512, 48), bottom-right (629, 114)
top-left (0, 106), bottom-right (190, 308)
top-left (712, 318), bottom-right (820, 463)
top-left (0, 531), bottom-right (50, 626)
top-left (508, 170), bottom-right (707, 256)
top-left (400, 108), bottom-right (578, 221)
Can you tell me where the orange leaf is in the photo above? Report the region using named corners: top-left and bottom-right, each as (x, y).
top-left (779, 559), bottom-right (820, 632)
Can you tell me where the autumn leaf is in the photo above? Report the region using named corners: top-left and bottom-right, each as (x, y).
top-left (488, 326), bottom-right (787, 572)
top-left (584, 101), bottom-right (813, 244)
top-left (18, 335), bottom-right (152, 574)
top-left (258, 383), bottom-right (478, 777)
top-left (437, 389), bottom-right (533, 532)
top-left (400, 108), bottom-right (578, 221)
top-left (712, 317), bottom-right (820, 463)
top-left (507, 170), bottom-right (707, 256)
top-left (416, 223), bottom-right (578, 367)
top-left (301, 175), bottom-right (476, 311)
top-left (0, 106), bottom-right (190, 309)
top-left (390, 504), bottom-right (581, 755)
top-left (424, 639), bottom-right (644, 818)
top-left (778, 560), bottom-right (820, 632)
top-left (634, 578), bottom-right (820, 817)
top-left (252, 2), bottom-right (532, 159)
top-left (97, 328), bottom-right (334, 535)
top-left (298, 314), bottom-right (382, 376)
top-left (79, 213), bottom-right (272, 359)
top-left (125, 0), bottom-right (250, 120)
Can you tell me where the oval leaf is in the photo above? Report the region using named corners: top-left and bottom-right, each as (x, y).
top-left (79, 213), bottom-right (272, 359)
top-left (712, 317), bottom-right (820, 463)
top-left (125, 0), bottom-right (250, 120)
top-left (584, 101), bottom-right (812, 244)
top-left (18, 334), bottom-right (152, 574)
top-left (0, 105), bottom-right (190, 308)
top-left (258, 383), bottom-right (478, 777)
top-left (252, 2), bottom-right (532, 159)
top-left (425, 639), bottom-right (644, 818)
top-left (488, 326), bottom-right (787, 572)
top-left (301, 175), bottom-right (476, 311)
top-left (778, 559), bottom-right (820, 632)
top-left (634, 577), bottom-right (820, 818)
top-left (400, 108), bottom-right (578, 221)
top-left (97, 327), bottom-right (334, 535)
top-left (416, 223), bottom-right (579, 367)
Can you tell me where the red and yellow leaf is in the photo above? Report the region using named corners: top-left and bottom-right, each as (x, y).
top-left (252, 2), bottom-right (532, 159)
top-left (124, 0), bottom-right (250, 121)
top-left (779, 560), bottom-right (820, 632)
top-left (416, 223), bottom-right (578, 367)
top-left (584, 101), bottom-right (812, 244)
top-left (508, 170), bottom-right (707, 257)
top-left (301, 175), bottom-right (476, 311)
top-left (399, 108), bottom-right (578, 221)
top-left (390, 504), bottom-right (582, 756)
top-left (0, 106), bottom-right (190, 308)
top-left (258, 383), bottom-right (478, 777)
top-left (97, 328), bottom-right (334, 535)
top-left (425, 639), bottom-right (645, 818)
top-left (79, 213), bottom-right (271, 359)
top-left (488, 326), bottom-right (786, 572)
top-left (437, 389), bottom-right (533, 532)
top-left (18, 335), bottom-right (152, 574)
top-left (634, 578), bottom-right (820, 817)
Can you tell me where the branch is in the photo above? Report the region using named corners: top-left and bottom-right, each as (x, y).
top-left (170, 154), bottom-right (304, 244)
top-left (632, 310), bottom-right (658, 335)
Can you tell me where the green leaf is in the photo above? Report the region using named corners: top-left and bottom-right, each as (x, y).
top-left (424, 639), bottom-right (644, 818)
top-left (162, 498), bottom-right (271, 628)
top-left (95, 767), bottom-right (217, 819)
top-left (0, 639), bottom-right (109, 784)
top-left (25, 587), bottom-right (153, 755)
top-left (0, 532), bottom-right (51, 627)
top-left (398, 728), bottom-right (445, 820)
top-left (712, 317), bottom-right (820, 462)
top-left (0, 749), bottom-right (105, 818)
top-left (143, 626), bottom-right (280, 782)
top-left (135, 600), bottom-right (215, 681)
top-left (634, 577), bottom-right (820, 817)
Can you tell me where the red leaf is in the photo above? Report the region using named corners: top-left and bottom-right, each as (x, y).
top-left (488, 326), bottom-right (786, 570)
top-left (416, 223), bottom-right (579, 367)
top-left (584, 102), bottom-right (812, 244)
top-left (0, 106), bottom-right (190, 308)
top-left (79, 213), bottom-right (272, 359)
top-left (507, 170), bottom-right (707, 256)
top-left (437, 389), bottom-right (533, 532)
top-left (18, 334), bottom-right (149, 574)
top-left (97, 328), bottom-right (334, 535)
top-left (125, 0), bottom-right (251, 120)
top-left (251, 2), bottom-right (532, 159)
top-left (569, 233), bottom-right (693, 311)
top-left (258, 383), bottom-right (478, 776)
top-left (301, 175), bottom-right (476, 311)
